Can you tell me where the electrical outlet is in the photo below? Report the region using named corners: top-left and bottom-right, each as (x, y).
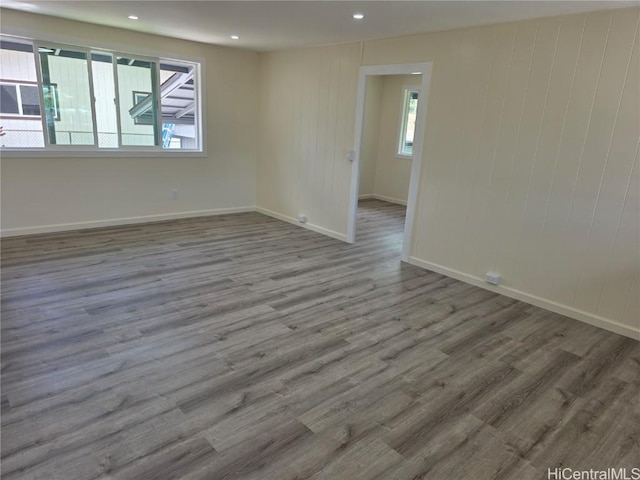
top-left (172, 189), bottom-right (178, 200)
top-left (485, 271), bottom-right (501, 285)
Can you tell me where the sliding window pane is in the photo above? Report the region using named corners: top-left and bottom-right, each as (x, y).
top-left (0, 38), bottom-right (45, 148)
top-left (38, 46), bottom-right (95, 145)
top-left (117, 56), bottom-right (159, 146)
top-left (159, 61), bottom-right (197, 150)
top-left (91, 52), bottom-right (118, 148)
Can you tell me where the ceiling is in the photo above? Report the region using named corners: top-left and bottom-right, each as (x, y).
top-left (2, 1), bottom-right (637, 52)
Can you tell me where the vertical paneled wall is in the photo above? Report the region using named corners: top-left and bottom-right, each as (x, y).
top-left (363, 8), bottom-right (639, 335)
top-left (257, 7), bottom-right (639, 336)
top-left (257, 43), bottom-right (361, 238)
top-left (0, 48), bottom-right (37, 81)
top-left (372, 74), bottom-right (420, 204)
top-left (358, 76), bottom-right (383, 197)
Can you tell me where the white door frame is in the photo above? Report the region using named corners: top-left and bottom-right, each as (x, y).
top-left (346, 62), bottom-right (433, 262)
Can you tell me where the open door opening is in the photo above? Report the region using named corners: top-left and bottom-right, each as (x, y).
top-left (347, 63), bottom-right (432, 262)
top-left (357, 74), bottom-right (421, 257)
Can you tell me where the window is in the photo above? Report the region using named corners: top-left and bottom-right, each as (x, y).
top-left (38, 45), bottom-right (96, 145)
top-left (1, 83), bottom-right (37, 116)
top-left (89, 51), bottom-right (118, 148)
top-left (0, 84), bottom-right (20, 114)
top-left (132, 91), bottom-right (151, 125)
top-left (0, 36), bottom-right (202, 152)
top-left (398, 88), bottom-right (419, 157)
top-left (0, 82), bottom-right (50, 117)
top-left (22, 84), bottom-right (45, 116)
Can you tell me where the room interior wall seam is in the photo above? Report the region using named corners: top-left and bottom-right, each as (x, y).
top-left (255, 206), bottom-right (347, 242)
top-left (255, 41), bottom-right (362, 236)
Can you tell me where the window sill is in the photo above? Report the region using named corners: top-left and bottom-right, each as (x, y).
top-left (0, 149), bottom-right (207, 158)
top-left (395, 154), bottom-right (413, 160)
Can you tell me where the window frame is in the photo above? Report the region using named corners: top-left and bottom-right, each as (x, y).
top-left (34, 41), bottom-right (99, 149)
top-left (37, 83), bottom-right (60, 120)
top-left (132, 91), bottom-right (151, 125)
top-left (396, 86), bottom-right (420, 159)
top-left (0, 34), bottom-right (205, 157)
top-left (0, 81), bottom-right (46, 118)
top-left (113, 51), bottom-right (163, 150)
top-left (0, 83), bottom-right (21, 116)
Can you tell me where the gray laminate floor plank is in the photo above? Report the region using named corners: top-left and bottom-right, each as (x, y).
top-left (2, 200), bottom-right (638, 480)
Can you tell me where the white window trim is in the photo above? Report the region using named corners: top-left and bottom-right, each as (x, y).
top-left (0, 33), bottom-right (206, 157)
top-left (396, 85), bottom-right (420, 160)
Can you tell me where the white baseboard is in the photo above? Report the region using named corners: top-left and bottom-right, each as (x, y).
top-left (1, 206), bottom-right (256, 237)
top-left (2, 205), bottom-right (349, 245)
top-left (358, 194), bottom-right (407, 206)
top-left (255, 207), bottom-right (347, 242)
top-left (407, 256), bottom-right (640, 340)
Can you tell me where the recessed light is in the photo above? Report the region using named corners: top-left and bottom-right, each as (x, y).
top-left (128, 15), bottom-right (138, 20)
top-left (411, 72), bottom-right (422, 75)
top-left (230, 35), bottom-right (240, 40)
top-left (353, 13), bottom-right (364, 20)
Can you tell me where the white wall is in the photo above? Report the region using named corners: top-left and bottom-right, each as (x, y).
top-left (0, 48), bottom-right (36, 82)
top-left (257, 42), bottom-right (361, 240)
top-left (258, 7), bottom-right (640, 337)
top-left (0, 9), bottom-right (258, 234)
top-left (363, 8), bottom-right (640, 336)
top-left (359, 74), bottom-right (416, 205)
top-left (358, 76), bottom-right (382, 196)
top-left (372, 74), bottom-right (418, 205)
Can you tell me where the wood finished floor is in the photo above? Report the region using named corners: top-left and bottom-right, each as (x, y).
top-left (1, 200), bottom-right (639, 480)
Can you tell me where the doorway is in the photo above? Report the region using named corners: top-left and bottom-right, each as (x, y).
top-left (347, 63), bottom-right (432, 262)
